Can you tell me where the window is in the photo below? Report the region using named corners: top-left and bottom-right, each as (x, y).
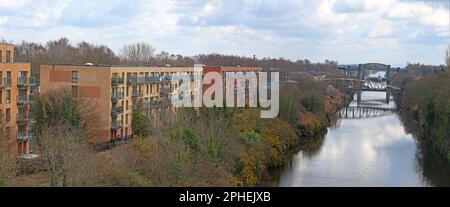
top-left (72, 86), bottom-right (78, 97)
top-left (0, 91), bottom-right (2, 104)
top-left (19, 125), bottom-right (26, 136)
top-left (147, 85), bottom-right (149, 94)
top-left (72, 71), bottom-right (78, 83)
top-left (6, 90), bottom-right (10, 104)
top-left (6, 108), bottom-right (10, 123)
top-left (6, 71), bottom-right (11, 87)
top-left (19, 89), bottom-right (27, 97)
top-left (126, 100), bottom-right (129, 110)
top-left (0, 50), bottom-right (2, 63)
top-left (5, 127), bottom-right (10, 137)
top-left (18, 107), bottom-right (26, 119)
top-left (5, 50), bottom-right (11, 63)
top-left (125, 114), bottom-right (128, 124)
top-left (126, 86), bottom-right (129, 97)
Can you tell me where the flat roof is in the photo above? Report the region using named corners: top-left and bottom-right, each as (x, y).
top-left (43, 64), bottom-right (194, 68)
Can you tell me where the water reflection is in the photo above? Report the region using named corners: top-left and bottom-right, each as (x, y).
top-left (271, 92), bottom-right (450, 187)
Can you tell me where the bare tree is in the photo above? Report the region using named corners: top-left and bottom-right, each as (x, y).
top-left (0, 112), bottom-right (16, 186)
top-left (0, 132), bottom-right (16, 186)
top-left (446, 46), bottom-right (450, 73)
top-left (119, 42), bottom-right (156, 64)
top-left (39, 124), bottom-right (101, 187)
top-left (45, 38), bottom-right (77, 64)
top-left (76, 41), bottom-right (120, 65)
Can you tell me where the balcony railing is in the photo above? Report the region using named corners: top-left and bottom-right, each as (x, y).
top-left (111, 77), bottom-right (125, 86)
top-left (17, 95), bottom-right (29, 105)
top-left (133, 99), bottom-right (171, 110)
top-left (160, 87), bottom-right (172, 94)
top-left (111, 92), bottom-right (124, 102)
top-left (145, 75), bottom-right (163, 84)
top-left (17, 113), bottom-right (29, 124)
top-left (29, 76), bottom-right (38, 87)
top-left (132, 91), bottom-right (143, 99)
top-left (17, 77), bottom-right (29, 87)
top-left (111, 106), bottom-right (124, 117)
top-left (127, 77), bottom-right (146, 85)
top-left (4, 78), bottom-right (11, 88)
top-left (164, 75), bottom-right (173, 82)
top-left (17, 135), bottom-right (30, 142)
top-left (111, 122), bottom-right (123, 130)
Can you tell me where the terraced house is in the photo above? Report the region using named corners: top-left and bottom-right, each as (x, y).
top-left (40, 64), bottom-right (201, 148)
top-left (0, 44), bottom-right (35, 155)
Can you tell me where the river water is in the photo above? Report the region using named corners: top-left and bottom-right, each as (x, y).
top-left (267, 91), bottom-right (450, 187)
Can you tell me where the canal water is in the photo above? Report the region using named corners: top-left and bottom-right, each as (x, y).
top-left (267, 91), bottom-right (450, 187)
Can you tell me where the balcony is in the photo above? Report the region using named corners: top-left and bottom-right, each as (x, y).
top-left (17, 113), bottom-right (29, 124)
top-left (4, 78), bottom-right (11, 88)
top-left (111, 92), bottom-right (124, 102)
top-left (29, 76), bottom-right (38, 87)
top-left (127, 77), bottom-right (146, 85)
top-left (111, 106), bottom-right (124, 117)
top-left (145, 75), bottom-right (163, 84)
top-left (17, 95), bottom-right (29, 105)
top-left (110, 122), bottom-right (123, 130)
top-left (160, 87), bottom-right (172, 94)
top-left (111, 77), bottom-right (125, 86)
top-left (17, 135), bottom-right (30, 142)
top-left (135, 99), bottom-right (170, 110)
top-left (17, 77), bottom-right (29, 87)
top-left (164, 75), bottom-right (173, 82)
top-left (132, 91), bottom-right (143, 99)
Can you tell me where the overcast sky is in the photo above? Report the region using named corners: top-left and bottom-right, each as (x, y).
top-left (0, 0), bottom-right (448, 66)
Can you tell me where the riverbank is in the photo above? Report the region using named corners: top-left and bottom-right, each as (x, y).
top-left (265, 90), bottom-right (450, 187)
top-left (98, 80), bottom-right (350, 187)
top-left (393, 73), bottom-right (450, 161)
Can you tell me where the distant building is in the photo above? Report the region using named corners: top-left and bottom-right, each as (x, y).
top-left (203, 66), bottom-right (263, 107)
top-left (0, 44), bottom-right (35, 155)
top-left (40, 64), bottom-right (201, 148)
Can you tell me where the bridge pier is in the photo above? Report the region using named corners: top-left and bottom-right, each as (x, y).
top-left (386, 91), bottom-right (390, 104)
top-left (357, 91), bottom-right (362, 105)
top-left (357, 64), bottom-right (363, 80)
top-left (386, 65), bottom-right (391, 85)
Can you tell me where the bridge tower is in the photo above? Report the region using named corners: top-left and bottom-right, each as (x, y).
top-left (385, 65), bottom-right (391, 104)
top-left (357, 64), bottom-right (363, 105)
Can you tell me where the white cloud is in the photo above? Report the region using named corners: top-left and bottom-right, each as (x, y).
top-left (0, 0), bottom-right (448, 66)
top-left (0, 0), bottom-right (29, 10)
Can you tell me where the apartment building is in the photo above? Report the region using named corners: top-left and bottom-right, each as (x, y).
top-left (203, 66), bottom-right (263, 106)
top-left (40, 64), bottom-right (201, 147)
top-left (0, 44), bottom-right (35, 155)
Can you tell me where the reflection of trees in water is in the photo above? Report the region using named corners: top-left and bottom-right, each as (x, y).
top-left (260, 131), bottom-right (328, 186)
top-left (415, 141), bottom-right (450, 186)
top-left (399, 109), bottom-right (450, 187)
top-left (299, 132), bottom-right (327, 157)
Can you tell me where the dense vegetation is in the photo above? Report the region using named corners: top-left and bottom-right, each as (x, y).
top-left (393, 70), bottom-right (450, 161)
top-left (0, 77), bottom-right (346, 186)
